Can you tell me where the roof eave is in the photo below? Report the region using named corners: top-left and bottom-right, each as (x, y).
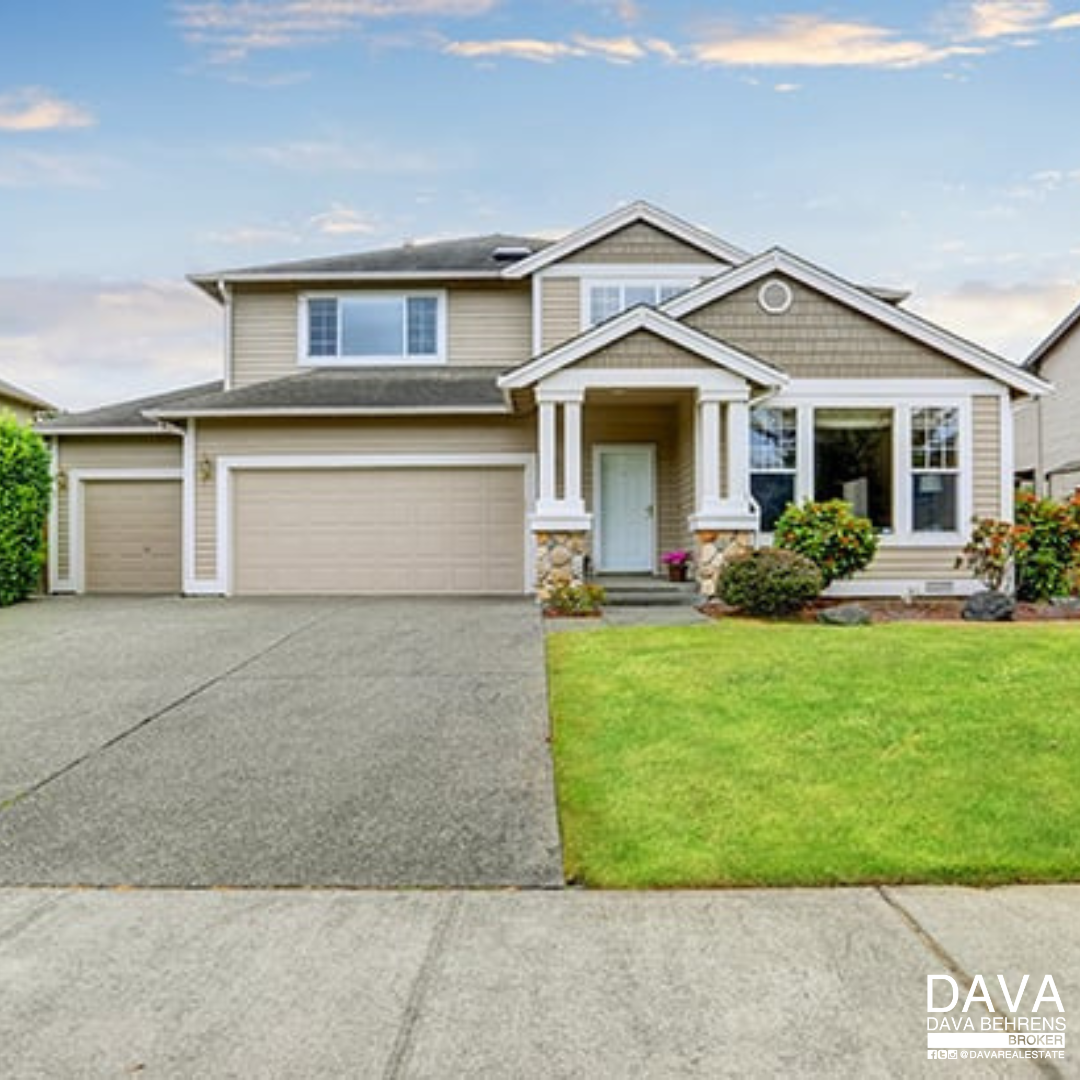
top-left (1025, 302), bottom-right (1080, 371)
top-left (147, 405), bottom-right (510, 420)
top-left (34, 424), bottom-right (178, 436)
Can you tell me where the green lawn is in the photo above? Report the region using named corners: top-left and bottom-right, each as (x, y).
top-left (548, 621), bottom-right (1080, 888)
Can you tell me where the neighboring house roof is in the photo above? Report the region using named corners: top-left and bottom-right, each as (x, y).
top-left (0, 376), bottom-right (54, 413)
top-left (35, 381), bottom-right (223, 434)
top-left (189, 234), bottom-right (553, 298)
top-left (663, 248), bottom-right (1051, 398)
top-left (1025, 298), bottom-right (1080, 372)
top-left (498, 305), bottom-right (788, 392)
top-left (501, 200), bottom-right (751, 279)
top-left (148, 368), bottom-right (505, 418)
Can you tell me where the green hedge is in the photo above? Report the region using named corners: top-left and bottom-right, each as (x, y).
top-left (0, 415), bottom-right (51, 606)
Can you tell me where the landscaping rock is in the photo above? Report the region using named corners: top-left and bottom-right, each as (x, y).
top-left (816, 604), bottom-right (872, 627)
top-left (962, 590), bottom-right (1015, 622)
top-left (1050, 596), bottom-right (1080, 614)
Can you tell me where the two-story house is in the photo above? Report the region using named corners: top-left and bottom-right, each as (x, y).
top-left (39, 200), bottom-right (1048, 598)
top-left (1015, 298), bottom-right (1080, 497)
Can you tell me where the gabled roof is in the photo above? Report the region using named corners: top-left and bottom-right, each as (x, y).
top-left (500, 200), bottom-right (751, 280)
top-left (189, 234), bottom-right (552, 299)
top-left (0, 376), bottom-right (54, 413)
top-left (35, 381), bottom-right (222, 434)
top-left (497, 305), bottom-right (787, 391)
top-left (1026, 298), bottom-right (1080, 372)
top-left (148, 367), bottom-right (506, 418)
top-left (663, 248), bottom-right (1051, 397)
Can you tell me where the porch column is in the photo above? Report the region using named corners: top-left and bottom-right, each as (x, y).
top-left (726, 399), bottom-right (750, 511)
top-left (562, 394), bottom-right (585, 516)
top-left (696, 391), bottom-right (724, 515)
top-left (537, 398), bottom-right (557, 511)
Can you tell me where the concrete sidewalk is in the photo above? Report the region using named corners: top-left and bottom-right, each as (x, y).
top-left (2, 885), bottom-right (1076, 1078)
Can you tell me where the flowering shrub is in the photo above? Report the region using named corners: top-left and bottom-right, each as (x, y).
top-left (716, 548), bottom-right (823, 616)
top-left (773, 500), bottom-right (878, 587)
top-left (960, 493), bottom-right (1080, 600)
top-left (543, 582), bottom-right (606, 616)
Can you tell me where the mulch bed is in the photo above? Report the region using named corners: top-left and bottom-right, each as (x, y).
top-left (700, 597), bottom-right (1080, 624)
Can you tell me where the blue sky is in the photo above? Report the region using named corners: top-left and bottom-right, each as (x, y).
top-left (2, 0), bottom-right (1079, 408)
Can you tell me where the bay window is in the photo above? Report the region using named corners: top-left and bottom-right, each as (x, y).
top-left (303, 293), bottom-right (443, 364)
top-left (750, 407), bottom-right (797, 531)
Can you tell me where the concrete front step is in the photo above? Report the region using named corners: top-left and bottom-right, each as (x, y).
top-left (593, 576), bottom-right (698, 607)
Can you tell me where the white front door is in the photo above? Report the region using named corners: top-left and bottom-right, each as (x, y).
top-left (596, 446), bottom-right (655, 572)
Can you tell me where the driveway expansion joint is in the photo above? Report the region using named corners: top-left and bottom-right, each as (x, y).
top-left (0, 608), bottom-right (338, 815)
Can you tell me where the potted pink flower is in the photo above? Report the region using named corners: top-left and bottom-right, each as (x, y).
top-left (661, 549), bottom-right (693, 582)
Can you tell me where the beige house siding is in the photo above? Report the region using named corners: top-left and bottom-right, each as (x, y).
top-left (855, 547), bottom-right (970, 584)
top-left (448, 286), bottom-right (531, 367)
top-left (540, 277), bottom-right (580, 352)
top-left (566, 223), bottom-right (720, 265)
top-left (972, 395), bottom-right (1002, 519)
top-left (686, 279), bottom-right (973, 379)
top-left (231, 286), bottom-right (298, 389)
top-left (576, 331), bottom-right (715, 370)
top-left (192, 417), bottom-right (535, 580)
top-left (55, 437), bottom-right (182, 582)
top-left (0, 394), bottom-right (35, 424)
top-left (1014, 399), bottom-right (1039, 477)
top-left (1020, 329), bottom-right (1080, 492)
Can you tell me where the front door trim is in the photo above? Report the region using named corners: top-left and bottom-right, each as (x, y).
top-left (593, 443), bottom-right (657, 573)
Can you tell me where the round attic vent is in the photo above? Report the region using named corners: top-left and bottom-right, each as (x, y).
top-left (758, 278), bottom-right (793, 315)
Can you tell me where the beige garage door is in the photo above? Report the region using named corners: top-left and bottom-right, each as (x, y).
top-left (233, 467), bottom-right (526, 595)
top-left (83, 480), bottom-right (182, 593)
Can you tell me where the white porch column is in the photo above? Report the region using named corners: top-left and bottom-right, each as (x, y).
top-left (696, 391), bottom-right (724, 515)
top-left (726, 398), bottom-right (750, 510)
top-left (562, 394), bottom-right (585, 516)
top-left (537, 398), bottom-right (557, 510)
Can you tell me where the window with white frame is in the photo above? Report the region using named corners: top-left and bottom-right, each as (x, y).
top-left (586, 281), bottom-right (694, 326)
top-left (911, 407), bottom-right (960, 532)
top-left (750, 407), bottom-right (797, 531)
top-left (303, 293), bottom-right (443, 364)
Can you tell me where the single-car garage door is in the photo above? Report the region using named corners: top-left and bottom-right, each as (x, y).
top-left (233, 467), bottom-right (526, 595)
top-left (83, 480), bottom-right (182, 593)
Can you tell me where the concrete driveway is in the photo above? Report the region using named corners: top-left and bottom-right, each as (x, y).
top-left (0, 596), bottom-right (563, 887)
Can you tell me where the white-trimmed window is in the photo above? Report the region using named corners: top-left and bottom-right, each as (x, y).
top-left (302, 292), bottom-right (444, 364)
top-left (911, 407), bottom-right (960, 532)
top-left (586, 281), bottom-right (693, 327)
top-left (750, 407), bottom-right (797, 531)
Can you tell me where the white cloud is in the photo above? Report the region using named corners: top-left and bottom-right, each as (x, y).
top-left (444, 32), bottom-right (660, 63)
top-left (0, 87), bottom-right (96, 132)
top-left (911, 278), bottom-right (1080, 361)
top-left (0, 278), bottom-right (219, 411)
top-left (690, 15), bottom-right (983, 69)
top-left (774, 82), bottom-right (801, 93)
top-left (176, 0), bottom-right (499, 61)
top-left (965, 0), bottom-right (1052, 39)
top-left (1052, 12), bottom-right (1080, 28)
top-left (0, 149), bottom-right (109, 188)
top-left (308, 203), bottom-right (381, 236)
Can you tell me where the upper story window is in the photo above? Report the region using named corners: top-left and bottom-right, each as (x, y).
top-left (585, 281), bottom-right (694, 327)
top-left (302, 292), bottom-right (444, 365)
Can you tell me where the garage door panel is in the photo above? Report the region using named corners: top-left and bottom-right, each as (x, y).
top-left (233, 468), bottom-right (525, 595)
top-left (84, 481), bottom-right (182, 594)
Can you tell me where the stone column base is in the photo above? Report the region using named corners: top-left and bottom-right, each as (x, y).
top-left (695, 530), bottom-right (753, 598)
top-left (534, 531), bottom-right (590, 599)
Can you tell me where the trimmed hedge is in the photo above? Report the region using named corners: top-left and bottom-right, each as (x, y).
top-left (0, 415), bottom-right (51, 606)
top-left (716, 548), bottom-right (823, 616)
top-left (774, 499), bottom-right (878, 587)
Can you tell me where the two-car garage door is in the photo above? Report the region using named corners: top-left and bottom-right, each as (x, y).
top-left (232, 467), bottom-right (526, 595)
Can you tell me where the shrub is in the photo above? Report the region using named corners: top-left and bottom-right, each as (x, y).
top-left (774, 499), bottom-right (878, 587)
top-left (0, 415), bottom-right (51, 606)
top-left (716, 548), bottom-right (823, 616)
top-left (1014, 491), bottom-right (1080, 601)
top-left (543, 582), bottom-right (606, 616)
top-left (963, 493), bottom-right (1080, 600)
